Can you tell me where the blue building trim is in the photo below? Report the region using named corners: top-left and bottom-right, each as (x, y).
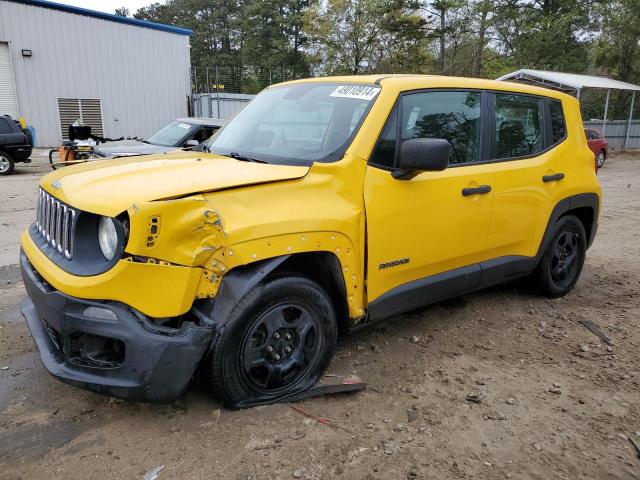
top-left (8, 0), bottom-right (193, 36)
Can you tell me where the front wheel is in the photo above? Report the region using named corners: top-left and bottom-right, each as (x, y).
top-left (532, 215), bottom-right (586, 298)
top-left (204, 275), bottom-right (337, 408)
top-left (596, 150), bottom-right (606, 169)
top-left (0, 151), bottom-right (15, 175)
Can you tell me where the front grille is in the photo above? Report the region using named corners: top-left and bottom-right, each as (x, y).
top-left (36, 188), bottom-right (76, 259)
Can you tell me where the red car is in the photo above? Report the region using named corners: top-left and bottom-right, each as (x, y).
top-left (585, 128), bottom-right (608, 169)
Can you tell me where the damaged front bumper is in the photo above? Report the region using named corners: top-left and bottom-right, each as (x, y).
top-left (20, 251), bottom-right (215, 403)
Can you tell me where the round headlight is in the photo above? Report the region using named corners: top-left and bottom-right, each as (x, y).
top-left (98, 216), bottom-right (119, 260)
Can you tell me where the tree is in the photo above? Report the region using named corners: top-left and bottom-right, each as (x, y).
top-left (592, 0), bottom-right (640, 119)
top-left (114, 6), bottom-right (130, 17)
top-left (492, 0), bottom-right (592, 73)
top-left (304, 0), bottom-right (430, 75)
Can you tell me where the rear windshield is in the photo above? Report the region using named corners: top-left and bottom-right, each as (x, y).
top-left (204, 83), bottom-right (380, 165)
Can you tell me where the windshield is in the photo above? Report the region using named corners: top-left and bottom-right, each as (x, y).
top-left (147, 121), bottom-right (198, 147)
top-left (204, 83), bottom-right (380, 164)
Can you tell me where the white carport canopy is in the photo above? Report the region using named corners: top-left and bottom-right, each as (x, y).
top-left (497, 69), bottom-right (640, 148)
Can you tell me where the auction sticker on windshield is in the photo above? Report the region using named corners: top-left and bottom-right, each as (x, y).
top-left (330, 85), bottom-right (380, 101)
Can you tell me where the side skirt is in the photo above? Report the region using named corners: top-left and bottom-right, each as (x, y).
top-left (366, 255), bottom-right (537, 322)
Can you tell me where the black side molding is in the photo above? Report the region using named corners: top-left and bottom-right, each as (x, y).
top-left (211, 255), bottom-right (290, 327)
top-left (537, 192), bottom-right (599, 251)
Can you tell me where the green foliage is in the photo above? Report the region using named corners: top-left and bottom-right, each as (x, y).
top-left (304, 0), bottom-right (431, 75)
top-left (592, 0), bottom-right (640, 119)
top-left (134, 0), bottom-right (640, 113)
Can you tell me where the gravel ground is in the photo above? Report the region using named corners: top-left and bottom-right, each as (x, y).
top-left (0, 153), bottom-right (639, 479)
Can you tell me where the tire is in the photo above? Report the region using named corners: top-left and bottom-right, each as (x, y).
top-left (532, 215), bottom-right (586, 298)
top-left (205, 275), bottom-right (337, 409)
top-left (596, 150), bottom-right (606, 169)
top-left (0, 151), bottom-right (15, 176)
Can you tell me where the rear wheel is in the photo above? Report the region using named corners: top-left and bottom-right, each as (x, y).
top-left (0, 152), bottom-right (14, 175)
top-left (596, 150), bottom-right (606, 169)
top-left (532, 215), bottom-right (586, 297)
top-left (205, 275), bottom-right (337, 408)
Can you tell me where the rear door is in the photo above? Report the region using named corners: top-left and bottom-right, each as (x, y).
top-left (364, 90), bottom-right (494, 312)
top-left (486, 93), bottom-right (568, 261)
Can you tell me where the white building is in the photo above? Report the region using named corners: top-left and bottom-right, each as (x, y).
top-left (0, 0), bottom-right (192, 147)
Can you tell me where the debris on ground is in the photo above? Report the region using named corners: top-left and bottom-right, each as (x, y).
top-left (342, 375), bottom-right (363, 385)
top-left (466, 392), bottom-right (486, 403)
top-left (629, 436), bottom-right (640, 458)
top-left (407, 409), bottom-right (418, 423)
top-left (143, 465), bottom-right (165, 480)
top-left (286, 381), bottom-right (367, 402)
top-left (289, 404), bottom-right (330, 426)
top-left (577, 319), bottom-right (613, 345)
top-left (548, 385), bottom-right (562, 395)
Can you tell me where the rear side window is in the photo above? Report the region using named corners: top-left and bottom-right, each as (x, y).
top-left (0, 118), bottom-right (13, 134)
top-left (401, 91), bottom-right (482, 165)
top-left (495, 94), bottom-right (543, 159)
top-left (548, 100), bottom-right (566, 144)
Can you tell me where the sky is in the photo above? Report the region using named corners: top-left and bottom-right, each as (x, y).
top-left (58, 0), bottom-right (161, 15)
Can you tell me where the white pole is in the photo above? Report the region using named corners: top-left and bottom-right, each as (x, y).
top-left (624, 91), bottom-right (636, 150)
top-left (603, 89), bottom-right (611, 136)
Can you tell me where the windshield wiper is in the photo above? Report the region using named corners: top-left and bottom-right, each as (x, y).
top-left (228, 151), bottom-right (267, 164)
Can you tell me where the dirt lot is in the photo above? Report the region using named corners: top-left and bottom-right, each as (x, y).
top-left (1, 154), bottom-right (639, 480)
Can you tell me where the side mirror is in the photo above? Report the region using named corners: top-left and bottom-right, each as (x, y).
top-left (393, 138), bottom-right (450, 180)
top-left (184, 139), bottom-right (200, 148)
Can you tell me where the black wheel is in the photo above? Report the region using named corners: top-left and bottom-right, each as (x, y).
top-left (0, 151), bottom-right (15, 175)
top-left (533, 215), bottom-right (586, 297)
top-left (205, 276), bottom-right (337, 408)
top-left (596, 150), bottom-right (606, 169)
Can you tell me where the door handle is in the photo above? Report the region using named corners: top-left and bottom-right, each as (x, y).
top-left (542, 173), bottom-right (565, 183)
top-left (461, 185), bottom-right (492, 196)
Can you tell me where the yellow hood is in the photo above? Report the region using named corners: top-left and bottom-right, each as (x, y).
top-left (40, 151), bottom-right (309, 216)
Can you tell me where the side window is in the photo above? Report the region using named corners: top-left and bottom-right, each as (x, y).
top-left (369, 107), bottom-right (398, 168)
top-left (0, 118), bottom-right (12, 134)
top-left (495, 94), bottom-right (543, 159)
top-left (548, 100), bottom-right (566, 145)
top-left (401, 91), bottom-right (482, 165)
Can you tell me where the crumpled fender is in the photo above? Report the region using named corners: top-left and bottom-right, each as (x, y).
top-left (125, 194), bottom-right (226, 268)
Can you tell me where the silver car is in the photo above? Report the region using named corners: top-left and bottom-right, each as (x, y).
top-left (93, 117), bottom-right (225, 158)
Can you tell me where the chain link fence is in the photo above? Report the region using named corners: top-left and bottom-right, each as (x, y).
top-left (189, 65), bottom-right (315, 119)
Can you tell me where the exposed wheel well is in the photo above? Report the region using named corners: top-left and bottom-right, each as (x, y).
top-left (560, 207), bottom-right (594, 242)
top-left (266, 252), bottom-right (351, 332)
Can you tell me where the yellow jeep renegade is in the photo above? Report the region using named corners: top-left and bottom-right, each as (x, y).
top-left (20, 76), bottom-right (601, 407)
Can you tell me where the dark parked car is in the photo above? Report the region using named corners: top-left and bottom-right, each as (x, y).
top-left (0, 115), bottom-right (33, 175)
top-left (93, 117), bottom-right (225, 159)
top-left (585, 128), bottom-right (608, 169)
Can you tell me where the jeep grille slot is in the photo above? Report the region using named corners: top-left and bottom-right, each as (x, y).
top-left (36, 188), bottom-right (76, 259)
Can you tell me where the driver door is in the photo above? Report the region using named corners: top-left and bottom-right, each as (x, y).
top-left (364, 90), bottom-right (494, 318)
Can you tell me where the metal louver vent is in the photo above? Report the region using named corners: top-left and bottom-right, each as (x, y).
top-left (35, 188), bottom-right (76, 259)
top-left (57, 98), bottom-right (104, 141)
